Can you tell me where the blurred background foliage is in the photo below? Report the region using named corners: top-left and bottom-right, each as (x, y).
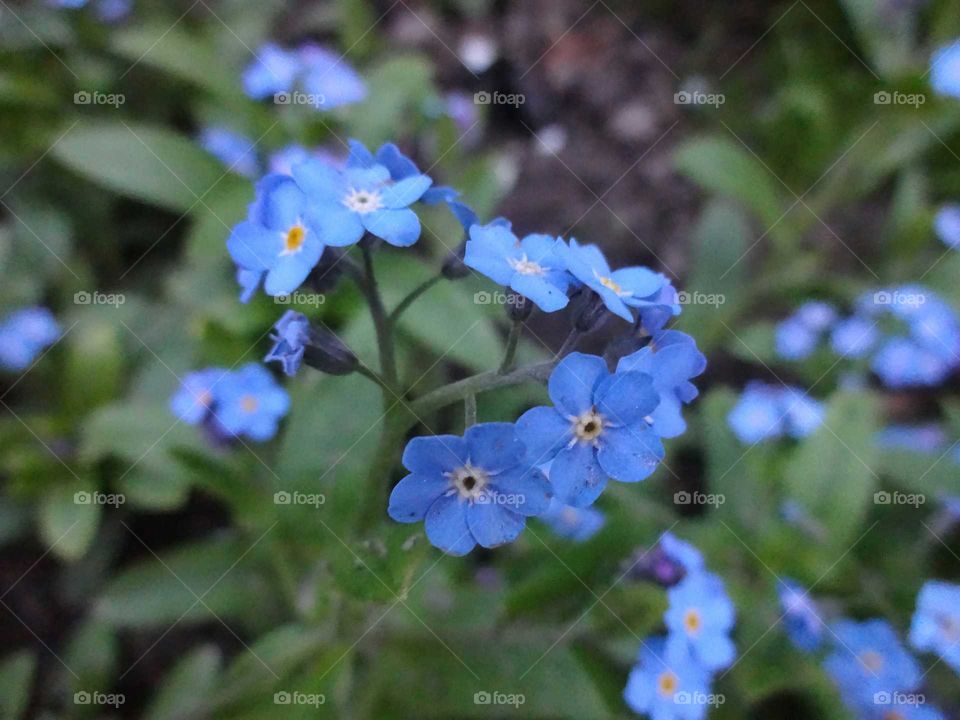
top-left (1, 0), bottom-right (959, 717)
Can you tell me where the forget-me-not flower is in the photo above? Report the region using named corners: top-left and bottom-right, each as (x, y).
top-left (299, 44), bottom-right (367, 109)
top-left (465, 224), bottom-right (571, 312)
top-left (935, 204), bottom-right (960, 249)
top-left (388, 423), bottom-right (552, 555)
top-left (243, 44), bottom-right (302, 100)
top-left (198, 127), bottom-right (259, 178)
top-left (516, 353), bottom-right (664, 507)
top-left (830, 315), bottom-right (878, 358)
top-left (909, 580), bottom-right (960, 675)
top-left (623, 635), bottom-right (714, 720)
top-left (539, 497), bottom-right (605, 541)
top-left (665, 571), bottom-right (736, 672)
top-left (778, 579), bottom-right (824, 652)
top-left (265, 310), bottom-right (312, 377)
top-left (0, 307), bottom-right (61, 371)
top-left (876, 424), bottom-right (946, 454)
top-left (214, 364), bottom-right (290, 441)
top-left (727, 382), bottom-right (785, 444)
top-left (170, 367), bottom-right (226, 425)
top-left (931, 41), bottom-right (960, 99)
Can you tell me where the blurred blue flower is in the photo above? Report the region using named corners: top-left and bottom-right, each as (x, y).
top-left (824, 619), bottom-right (922, 714)
top-left (616, 330), bottom-right (706, 438)
top-left (465, 224), bottom-right (571, 312)
top-left (539, 497), bottom-right (604, 541)
top-left (661, 532), bottom-right (705, 576)
top-left (516, 353), bottom-right (663, 507)
top-left (49, 0), bottom-right (130, 20)
top-left (293, 141), bottom-right (432, 248)
top-left (931, 41), bottom-right (960, 99)
top-left (795, 301), bottom-right (837, 331)
top-left (781, 388), bottom-right (824, 439)
top-left (170, 367), bottom-right (225, 425)
top-left (199, 127), bottom-right (259, 178)
top-left (871, 337), bottom-right (954, 388)
top-left (727, 382), bottom-right (784, 444)
top-left (243, 44), bottom-right (301, 100)
top-left (214, 364), bottom-right (290, 441)
top-left (558, 239), bottom-right (665, 322)
top-left (0, 307), bottom-right (61, 371)
top-left (623, 635), bottom-right (714, 720)
top-left (227, 174), bottom-right (325, 296)
top-left (909, 580), bottom-right (960, 675)
top-left (665, 571), bottom-right (736, 672)
top-left (830, 316), bottom-right (878, 358)
top-left (775, 317), bottom-right (820, 360)
top-left (388, 423), bottom-right (552, 555)
top-left (265, 310), bottom-right (312, 377)
top-left (299, 44), bottom-right (367, 109)
top-left (934, 204), bottom-right (960, 249)
top-left (778, 579), bottom-right (824, 652)
top-left (875, 424), bottom-right (946, 454)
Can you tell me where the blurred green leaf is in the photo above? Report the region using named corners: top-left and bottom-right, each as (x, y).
top-left (144, 645), bottom-right (222, 720)
top-left (37, 483), bottom-right (101, 561)
top-left (0, 650), bottom-right (36, 720)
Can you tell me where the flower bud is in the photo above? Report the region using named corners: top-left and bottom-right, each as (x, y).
top-left (303, 327), bottom-right (359, 376)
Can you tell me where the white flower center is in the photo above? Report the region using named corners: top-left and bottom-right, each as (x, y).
top-left (572, 409), bottom-right (604, 443)
top-left (342, 188), bottom-right (384, 214)
top-left (448, 464), bottom-right (489, 500)
top-left (508, 254), bottom-right (546, 276)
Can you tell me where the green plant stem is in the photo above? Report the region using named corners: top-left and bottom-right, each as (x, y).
top-left (556, 328), bottom-right (581, 357)
top-left (498, 319), bottom-right (522, 374)
top-left (387, 275), bottom-right (443, 327)
top-left (358, 404), bottom-right (410, 531)
top-left (360, 243), bottom-right (398, 388)
top-left (464, 393), bottom-right (477, 427)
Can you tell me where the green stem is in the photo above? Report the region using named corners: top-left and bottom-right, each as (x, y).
top-left (498, 319), bottom-right (522, 374)
top-left (464, 393), bottom-right (477, 428)
top-left (556, 328), bottom-right (581, 358)
top-left (360, 243), bottom-right (398, 388)
top-left (388, 275), bottom-right (443, 328)
top-left (358, 404), bottom-right (410, 531)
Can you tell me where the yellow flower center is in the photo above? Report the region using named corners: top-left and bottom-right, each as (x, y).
top-left (597, 274), bottom-right (622, 294)
top-left (684, 608), bottom-right (702, 635)
top-left (858, 650), bottom-right (885, 673)
top-left (656, 671), bottom-right (678, 697)
top-left (573, 410), bottom-right (604, 442)
top-left (241, 395), bottom-right (259, 413)
top-left (283, 224), bottom-right (306, 254)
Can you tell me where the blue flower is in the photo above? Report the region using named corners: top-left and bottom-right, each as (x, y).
top-left (236, 267), bottom-right (263, 304)
top-left (387, 423), bottom-right (552, 555)
top-left (213, 364), bottom-right (290, 441)
top-left (795, 301), bottom-right (837, 330)
top-left (227, 174), bottom-right (325, 296)
top-left (299, 45), bottom-right (367, 109)
top-left (265, 310), bottom-right (312, 377)
top-left (464, 224), bottom-right (571, 312)
top-left (872, 337), bottom-right (953, 388)
top-left (830, 316), bottom-right (878, 358)
top-left (665, 571), bottom-right (736, 672)
top-left (198, 127), bottom-right (259, 178)
top-left (727, 382), bottom-right (784, 444)
top-left (630, 532), bottom-right (704, 587)
top-left (778, 579), bottom-right (824, 652)
top-left (558, 239), bottom-right (665, 322)
top-left (623, 635), bottom-right (714, 720)
top-left (660, 532), bottom-right (705, 576)
top-left (931, 41), bottom-right (960, 99)
top-left (616, 330), bottom-right (706, 438)
top-left (293, 141), bottom-right (432, 248)
top-left (170, 367), bottom-right (226, 425)
top-left (935, 204), bottom-right (960, 249)
top-left (539, 497), bottom-right (604, 541)
top-left (371, 142), bottom-right (458, 206)
top-left (781, 388), bottom-right (824, 438)
top-left (909, 580), bottom-right (960, 675)
top-left (637, 279), bottom-right (682, 335)
top-left (824, 619), bottom-right (922, 714)
top-left (515, 353), bottom-right (664, 507)
top-left (0, 307), bottom-right (61, 371)
top-left (243, 44), bottom-right (301, 100)
top-left (775, 317), bottom-right (820, 360)
top-left (875, 424), bottom-right (946, 454)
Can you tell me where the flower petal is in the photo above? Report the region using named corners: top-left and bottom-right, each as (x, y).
top-left (489, 465), bottom-right (552, 516)
top-left (305, 202), bottom-right (365, 247)
top-left (227, 221), bottom-right (276, 271)
top-left (548, 352), bottom-right (609, 417)
top-left (466, 501), bottom-right (526, 548)
top-left (362, 208), bottom-right (421, 247)
top-left (510, 273), bottom-right (569, 313)
top-left (593, 371), bottom-right (659, 427)
top-left (425, 494), bottom-right (476, 555)
top-left (611, 266), bottom-right (664, 303)
top-left (550, 442), bottom-right (608, 507)
top-left (465, 422), bottom-right (525, 473)
top-left (264, 254), bottom-right (316, 296)
top-left (515, 406), bottom-right (572, 465)
top-left (388, 474), bottom-right (449, 522)
top-left (381, 175), bottom-right (432, 208)
top-left (596, 425), bottom-right (664, 482)
top-left (402, 435), bottom-right (469, 475)
top-left (293, 158), bottom-right (344, 199)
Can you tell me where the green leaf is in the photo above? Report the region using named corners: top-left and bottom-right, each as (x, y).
top-left (53, 121), bottom-right (245, 212)
top-left (144, 645), bottom-right (222, 720)
top-left (0, 650), bottom-right (36, 720)
top-left (37, 484), bottom-right (101, 561)
top-left (674, 135), bottom-right (785, 229)
top-left (64, 618), bottom-right (119, 697)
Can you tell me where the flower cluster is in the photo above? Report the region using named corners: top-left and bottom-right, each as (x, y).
top-left (0, 307), bottom-right (61, 372)
top-left (775, 287), bottom-right (960, 388)
top-left (242, 43), bottom-right (366, 109)
top-left (624, 534), bottom-right (735, 720)
top-left (726, 382), bottom-right (824, 444)
top-left (170, 363), bottom-right (289, 442)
